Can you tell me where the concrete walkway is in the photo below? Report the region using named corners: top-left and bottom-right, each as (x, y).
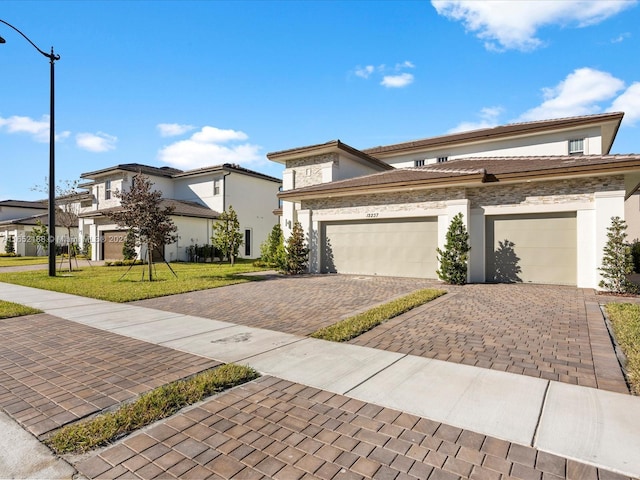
top-left (1, 282), bottom-right (640, 478)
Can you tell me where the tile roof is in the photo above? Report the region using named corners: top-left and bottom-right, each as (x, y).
top-left (173, 163), bottom-right (282, 183)
top-left (80, 163), bottom-right (184, 179)
top-left (0, 200), bottom-right (47, 209)
top-left (279, 154), bottom-right (640, 198)
top-left (0, 212), bottom-right (65, 227)
top-left (78, 199), bottom-right (220, 220)
top-left (362, 112), bottom-right (624, 156)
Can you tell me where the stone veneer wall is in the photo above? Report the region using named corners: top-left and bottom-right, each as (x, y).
top-left (301, 176), bottom-right (625, 216)
top-left (286, 153), bottom-right (338, 189)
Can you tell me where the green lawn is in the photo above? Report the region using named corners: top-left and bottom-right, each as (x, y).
top-left (0, 261), bottom-right (270, 302)
top-left (0, 256), bottom-right (48, 267)
top-left (0, 300), bottom-right (43, 319)
top-left (604, 303), bottom-right (640, 395)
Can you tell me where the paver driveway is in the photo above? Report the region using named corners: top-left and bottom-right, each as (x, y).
top-left (134, 275), bottom-right (628, 393)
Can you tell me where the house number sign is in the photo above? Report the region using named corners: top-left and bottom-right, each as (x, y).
top-left (365, 213), bottom-right (379, 218)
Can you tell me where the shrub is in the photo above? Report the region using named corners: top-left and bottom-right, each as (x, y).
top-left (4, 235), bottom-right (15, 255)
top-left (283, 222), bottom-right (309, 275)
top-left (436, 213), bottom-right (470, 285)
top-left (599, 216), bottom-right (636, 294)
top-left (260, 224), bottom-right (286, 270)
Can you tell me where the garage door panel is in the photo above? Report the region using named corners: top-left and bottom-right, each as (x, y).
top-left (322, 218), bottom-right (437, 279)
top-left (486, 213), bottom-right (576, 285)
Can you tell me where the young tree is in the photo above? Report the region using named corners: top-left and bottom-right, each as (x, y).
top-left (4, 235), bottom-right (15, 255)
top-left (31, 220), bottom-right (49, 256)
top-left (211, 205), bottom-right (244, 266)
top-left (436, 213), bottom-right (471, 285)
top-left (110, 174), bottom-right (178, 281)
top-left (260, 223), bottom-right (286, 270)
top-left (284, 221), bottom-right (309, 275)
top-left (32, 179), bottom-right (83, 271)
top-left (599, 216), bottom-right (636, 294)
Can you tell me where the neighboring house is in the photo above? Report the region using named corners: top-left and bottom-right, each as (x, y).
top-left (0, 196), bottom-right (91, 256)
top-left (78, 163), bottom-right (281, 262)
top-left (268, 112), bottom-right (640, 289)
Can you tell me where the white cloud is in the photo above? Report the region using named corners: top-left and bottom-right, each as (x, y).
top-left (76, 132), bottom-right (118, 152)
top-left (158, 126), bottom-right (261, 170)
top-left (0, 115), bottom-right (50, 142)
top-left (381, 73), bottom-right (415, 88)
top-left (157, 123), bottom-right (196, 137)
top-left (611, 32), bottom-right (631, 43)
top-left (449, 106), bottom-right (504, 133)
top-left (611, 83), bottom-right (640, 125)
top-left (355, 65), bottom-right (375, 79)
top-left (518, 68), bottom-right (625, 121)
top-left (353, 62), bottom-right (415, 87)
top-left (0, 114), bottom-right (71, 143)
top-left (432, 0), bottom-right (636, 51)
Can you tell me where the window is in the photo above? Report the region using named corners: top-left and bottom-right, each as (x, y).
top-left (244, 229), bottom-right (251, 256)
top-left (569, 139), bottom-right (584, 155)
top-left (437, 156), bottom-right (448, 163)
top-left (278, 186), bottom-right (283, 209)
top-left (414, 159), bottom-right (425, 167)
top-left (80, 200), bottom-right (92, 208)
top-left (105, 180), bottom-right (111, 200)
top-left (214, 179), bottom-right (221, 195)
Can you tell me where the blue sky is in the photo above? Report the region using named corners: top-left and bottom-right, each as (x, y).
top-left (2, 0), bottom-right (640, 201)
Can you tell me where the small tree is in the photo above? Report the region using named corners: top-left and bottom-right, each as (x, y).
top-left (436, 213), bottom-right (470, 285)
top-left (4, 235), bottom-right (15, 254)
top-left (211, 205), bottom-right (244, 266)
top-left (31, 220), bottom-right (49, 256)
top-left (122, 230), bottom-right (137, 260)
top-left (284, 221), bottom-right (309, 275)
top-left (599, 216), bottom-right (636, 294)
top-left (110, 174), bottom-right (178, 281)
top-left (260, 223), bottom-right (286, 270)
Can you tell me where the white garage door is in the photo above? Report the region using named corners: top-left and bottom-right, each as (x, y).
top-left (486, 212), bottom-right (577, 285)
top-left (321, 217), bottom-right (438, 278)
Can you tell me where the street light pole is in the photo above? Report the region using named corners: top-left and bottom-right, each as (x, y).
top-left (0, 19), bottom-right (60, 276)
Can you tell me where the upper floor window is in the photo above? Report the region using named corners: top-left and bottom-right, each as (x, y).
top-left (569, 139), bottom-right (584, 155)
top-left (105, 180), bottom-right (111, 200)
top-left (414, 159), bottom-right (425, 167)
top-left (437, 156), bottom-right (448, 163)
top-left (80, 200), bottom-right (92, 208)
top-left (214, 179), bottom-right (221, 196)
top-left (278, 186), bottom-right (283, 209)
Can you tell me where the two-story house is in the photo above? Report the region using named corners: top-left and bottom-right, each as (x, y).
top-left (269, 112), bottom-right (640, 289)
top-left (78, 163), bottom-right (282, 262)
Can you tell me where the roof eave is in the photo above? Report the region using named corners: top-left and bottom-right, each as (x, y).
top-left (278, 173), bottom-right (486, 201)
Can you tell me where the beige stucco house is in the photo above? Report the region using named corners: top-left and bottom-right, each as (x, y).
top-left (269, 112), bottom-right (640, 289)
top-left (78, 163), bottom-right (282, 262)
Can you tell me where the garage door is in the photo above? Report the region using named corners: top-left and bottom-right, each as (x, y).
top-left (321, 217), bottom-right (438, 278)
top-left (486, 213), bottom-right (576, 285)
top-left (102, 231), bottom-right (125, 260)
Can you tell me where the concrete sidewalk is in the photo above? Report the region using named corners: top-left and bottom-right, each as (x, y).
top-left (1, 282), bottom-right (639, 478)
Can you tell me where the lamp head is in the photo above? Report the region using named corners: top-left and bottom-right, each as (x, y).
top-left (0, 36), bottom-right (6, 44)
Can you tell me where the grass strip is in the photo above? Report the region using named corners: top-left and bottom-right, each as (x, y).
top-left (0, 300), bottom-right (42, 319)
top-left (46, 364), bottom-right (259, 454)
top-left (310, 288), bottom-right (446, 342)
top-left (0, 260), bottom-right (269, 303)
top-left (604, 303), bottom-right (640, 395)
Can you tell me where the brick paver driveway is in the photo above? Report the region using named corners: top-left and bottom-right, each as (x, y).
top-left (135, 275), bottom-right (628, 393)
top-left (0, 314), bottom-right (219, 437)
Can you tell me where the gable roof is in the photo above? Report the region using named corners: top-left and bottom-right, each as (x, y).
top-left (78, 198), bottom-right (220, 220)
top-left (279, 154), bottom-right (640, 200)
top-left (362, 112), bottom-right (624, 157)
